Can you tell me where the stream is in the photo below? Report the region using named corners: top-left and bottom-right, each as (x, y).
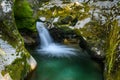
top-left (26, 21), bottom-right (103, 80)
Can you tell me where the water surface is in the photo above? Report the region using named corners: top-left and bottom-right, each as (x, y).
top-left (29, 51), bottom-right (103, 80)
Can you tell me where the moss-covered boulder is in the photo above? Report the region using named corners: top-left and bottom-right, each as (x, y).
top-left (0, 0), bottom-right (37, 80)
top-left (13, 0), bottom-right (39, 46)
top-left (14, 0), bottom-right (34, 30)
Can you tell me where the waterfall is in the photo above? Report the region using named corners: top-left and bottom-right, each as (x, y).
top-left (36, 22), bottom-right (53, 48)
top-left (36, 21), bottom-right (77, 57)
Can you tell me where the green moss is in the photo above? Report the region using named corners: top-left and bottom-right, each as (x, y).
top-left (2, 56), bottom-right (30, 80)
top-left (0, 21), bottom-right (24, 48)
top-left (37, 2), bottom-right (89, 26)
top-left (74, 29), bottom-right (81, 36)
top-left (1, 70), bottom-right (7, 76)
top-left (14, 0), bottom-right (36, 31)
top-left (58, 26), bottom-right (74, 34)
top-left (14, 0), bottom-right (33, 18)
top-left (0, 35), bottom-right (30, 79)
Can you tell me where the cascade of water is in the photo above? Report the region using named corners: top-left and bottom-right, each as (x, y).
top-left (36, 22), bottom-right (53, 48)
top-left (36, 21), bottom-right (77, 57)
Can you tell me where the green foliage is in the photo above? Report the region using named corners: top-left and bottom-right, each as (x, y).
top-left (105, 20), bottom-right (120, 80)
top-left (79, 20), bottom-right (105, 48)
top-left (14, 0), bottom-right (36, 30)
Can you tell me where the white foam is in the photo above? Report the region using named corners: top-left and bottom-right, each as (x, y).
top-left (37, 43), bottom-right (77, 57)
top-left (36, 22), bottom-right (77, 57)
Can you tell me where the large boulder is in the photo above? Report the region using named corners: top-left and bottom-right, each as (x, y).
top-left (0, 0), bottom-right (37, 80)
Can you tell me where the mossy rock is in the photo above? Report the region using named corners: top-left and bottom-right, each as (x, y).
top-left (49, 26), bottom-right (75, 42)
top-left (2, 56), bottom-right (30, 80)
top-left (0, 0), bottom-right (36, 80)
top-left (37, 2), bottom-right (89, 27)
top-left (14, 0), bottom-right (36, 31)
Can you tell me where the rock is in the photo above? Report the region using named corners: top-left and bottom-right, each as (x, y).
top-left (77, 35), bottom-right (105, 70)
top-left (49, 27), bottom-right (65, 42)
top-left (0, 0), bottom-right (37, 80)
top-left (0, 73), bottom-right (12, 80)
top-left (27, 0), bottom-right (39, 9)
top-left (61, 16), bottom-right (73, 24)
top-left (23, 35), bottom-right (35, 44)
top-left (63, 38), bottom-right (70, 44)
top-left (19, 29), bottom-right (39, 46)
top-left (14, 0), bottom-right (38, 30)
top-left (27, 56), bottom-right (37, 71)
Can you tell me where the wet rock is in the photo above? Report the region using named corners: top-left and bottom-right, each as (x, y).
top-left (49, 27), bottom-right (65, 42)
top-left (19, 29), bottom-right (39, 46)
